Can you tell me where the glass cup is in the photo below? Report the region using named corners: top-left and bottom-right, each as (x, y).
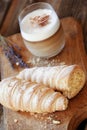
top-left (18, 2), bottom-right (65, 58)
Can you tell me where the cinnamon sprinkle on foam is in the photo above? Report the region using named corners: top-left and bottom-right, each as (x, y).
top-left (30, 14), bottom-right (50, 27)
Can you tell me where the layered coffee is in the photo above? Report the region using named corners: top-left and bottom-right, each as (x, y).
top-left (19, 3), bottom-right (65, 57)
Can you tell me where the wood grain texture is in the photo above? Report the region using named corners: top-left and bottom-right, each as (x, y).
top-left (0, 17), bottom-right (87, 130)
top-left (0, 0), bottom-right (34, 36)
top-left (0, 0), bottom-right (11, 28)
top-left (58, 0), bottom-right (87, 52)
top-left (35, 0), bottom-right (61, 12)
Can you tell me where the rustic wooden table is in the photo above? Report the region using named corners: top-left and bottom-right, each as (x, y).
top-left (0, 0), bottom-right (87, 130)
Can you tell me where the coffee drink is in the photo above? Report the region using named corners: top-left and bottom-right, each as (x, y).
top-left (19, 2), bottom-right (65, 57)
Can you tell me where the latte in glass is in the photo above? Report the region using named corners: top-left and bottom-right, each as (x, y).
top-left (19, 2), bottom-right (65, 58)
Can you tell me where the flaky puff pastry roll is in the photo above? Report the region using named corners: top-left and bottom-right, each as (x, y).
top-left (17, 65), bottom-right (86, 99)
top-left (0, 77), bottom-right (68, 113)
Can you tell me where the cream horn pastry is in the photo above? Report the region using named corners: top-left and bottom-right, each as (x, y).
top-left (17, 65), bottom-right (86, 99)
top-left (0, 76), bottom-right (68, 113)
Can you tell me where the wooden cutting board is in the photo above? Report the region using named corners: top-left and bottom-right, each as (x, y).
top-left (0, 17), bottom-right (87, 130)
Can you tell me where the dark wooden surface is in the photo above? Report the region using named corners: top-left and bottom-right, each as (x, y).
top-left (0, 0), bottom-right (87, 130)
top-left (0, 17), bottom-right (87, 130)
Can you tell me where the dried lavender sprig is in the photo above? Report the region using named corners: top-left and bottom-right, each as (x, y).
top-left (0, 35), bottom-right (29, 68)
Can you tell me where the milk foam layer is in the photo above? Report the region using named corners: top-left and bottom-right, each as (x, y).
top-left (20, 9), bottom-right (60, 42)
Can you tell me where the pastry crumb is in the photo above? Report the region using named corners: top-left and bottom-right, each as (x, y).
top-left (47, 116), bottom-right (52, 120)
top-left (52, 120), bottom-right (60, 125)
top-left (16, 62), bottom-right (19, 66)
top-left (36, 57), bottom-right (40, 62)
top-left (59, 62), bottom-right (65, 65)
top-left (14, 119), bottom-right (18, 123)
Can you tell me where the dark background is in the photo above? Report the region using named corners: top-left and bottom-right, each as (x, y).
top-left (0, 0), bottom-right (87, 130)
